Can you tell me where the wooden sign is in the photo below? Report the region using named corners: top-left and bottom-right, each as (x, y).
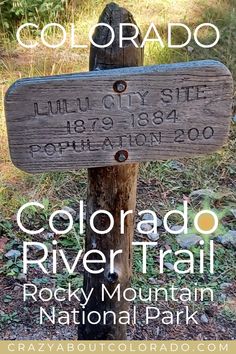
top-left (5, 60), bottom-right (233, 173)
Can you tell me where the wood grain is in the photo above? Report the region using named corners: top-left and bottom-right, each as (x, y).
top-left (78, 2), bottom-right (142, 340)
top-left (5, 60), bottom-right (233, 173)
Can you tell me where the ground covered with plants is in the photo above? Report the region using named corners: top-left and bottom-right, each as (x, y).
top-left (0, 0), bottom-right (235, 340)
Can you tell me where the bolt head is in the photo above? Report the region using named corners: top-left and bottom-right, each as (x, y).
top-left (113, 80), bottom-right (127, 93)
top-left (118, 153), bottom-right (126, 162)
top-left (115, 150), bottom-right (128, 163)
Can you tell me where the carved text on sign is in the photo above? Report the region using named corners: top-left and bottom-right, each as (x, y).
top-left (5, 60), bottom-right (233, 173)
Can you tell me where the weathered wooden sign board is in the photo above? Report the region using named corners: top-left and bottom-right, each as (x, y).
top-left (5, 60), bottom-right (233, 173)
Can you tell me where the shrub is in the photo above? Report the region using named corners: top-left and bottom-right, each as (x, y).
top-left (0, 0), bottom-right (68, 32)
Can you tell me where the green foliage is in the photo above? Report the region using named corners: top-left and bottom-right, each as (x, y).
top-left (0, 219), bottom-right (14, 237)
top-left (0, 258), bottom-right (23, 277)
top-left (56, 272), bottom-right (83, 289)
top-left (0, 0), bottom-right (68, 32)
top-left (16, 198), bottom-right (52, 234)
top-left (0, 311), bottom-right (20, 328)
top-left (3, 294), bottom-right (13, 303)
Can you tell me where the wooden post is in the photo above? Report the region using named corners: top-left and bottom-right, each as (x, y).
top-left (78, 3), bottom-right (143, 340)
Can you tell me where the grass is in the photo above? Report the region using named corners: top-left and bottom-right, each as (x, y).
top-left (0, 0), bottom-right (236, 337)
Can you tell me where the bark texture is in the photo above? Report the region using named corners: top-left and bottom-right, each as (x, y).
top-left (78, 2), bottom-right (143, 340)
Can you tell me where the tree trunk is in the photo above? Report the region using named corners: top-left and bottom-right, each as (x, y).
top-left (78, 2), bottom-right (143, 340)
